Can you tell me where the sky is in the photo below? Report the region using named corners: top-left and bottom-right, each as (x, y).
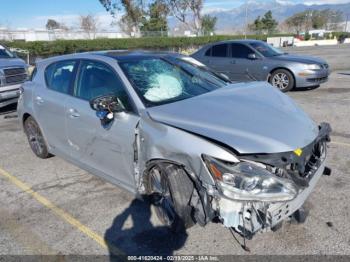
top-left (0, 0), bottom-right (349, 29)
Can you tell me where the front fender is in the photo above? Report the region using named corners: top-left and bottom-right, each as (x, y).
top-left (137, 112), bottom-right (238, 190)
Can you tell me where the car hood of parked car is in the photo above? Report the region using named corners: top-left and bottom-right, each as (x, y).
top-left (271, 53), bottom-right (327, 65)
top-left (0, 58), bottom-right (26, 68)
top-left (147, 81), bottom-right (319, 154)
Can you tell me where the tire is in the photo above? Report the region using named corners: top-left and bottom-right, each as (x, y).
top-left (24, 116), bottom-right (51, 159)
top-left (146, 163), bottom-right (195, 231)
top-left (269, 69), bottom-right (295, 92)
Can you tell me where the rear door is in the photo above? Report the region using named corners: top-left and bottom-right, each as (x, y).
top-left (201, 43), bottom-right (233, 77)
top-left (65, 59), bottom-right (140, 190)
top-left (230, 43), bottom-right (263, 81)
top-left (33, 60), bottom-right (78, 156)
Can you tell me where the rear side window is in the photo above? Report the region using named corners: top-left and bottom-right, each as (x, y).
top-left (231, 43), bottom-right (253, 59)
top-left (205, 48), bottom-right (211, 56)
top-left (45, 60), bottom-right (76, 94)
top-left (211, 44), bottom-right (228, 57)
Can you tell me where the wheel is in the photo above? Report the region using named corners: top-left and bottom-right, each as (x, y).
top-left (146, 163), bottom-right (195, 231)
top-left (24, 116), bottom-right (51, 159)
top-left (269, 69), bottom-right (295, 92)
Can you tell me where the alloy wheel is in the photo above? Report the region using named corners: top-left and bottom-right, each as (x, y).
top-left (25, 120), bottom-right (45, 156)
top-left (272, 72), bottom-right (290, 90)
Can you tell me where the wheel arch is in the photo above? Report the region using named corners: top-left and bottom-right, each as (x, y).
top-left (143, 158), bottom-right (215, 226)
top-left (22, 113), bottom-right (32, 127)
top-left (268, 67), bottom-right (296, 86)
top-left (144, 158), bottom-right (193, 183)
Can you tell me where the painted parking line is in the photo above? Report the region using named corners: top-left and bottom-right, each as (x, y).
top-left (331, 141), bottom-right (350, 148)
top-left (0, 167), bottom-right (124, 256)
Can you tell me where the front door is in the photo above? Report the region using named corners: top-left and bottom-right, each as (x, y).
top-left (65, 59), bottom-right (139, 190)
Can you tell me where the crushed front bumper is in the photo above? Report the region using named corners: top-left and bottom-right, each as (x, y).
top-left (218, 158), bottom-right (325, 234)
top-left (216, 123), bottom-right (331, 237)
top-left (268, 158), bottom-right (325, 227)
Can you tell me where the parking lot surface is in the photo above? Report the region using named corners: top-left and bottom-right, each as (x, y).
top-left (0, 71), bottom-right (349, 257)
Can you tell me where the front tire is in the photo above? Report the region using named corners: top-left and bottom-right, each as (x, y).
top-left (269, 69), bottom-right (295, 92)
top-left (146, 163), bottom-right (195, 231)
top-left (24, 116), bottom-right (51, 159)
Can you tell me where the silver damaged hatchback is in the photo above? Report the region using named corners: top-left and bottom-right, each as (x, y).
top-left (18, 51), bottom-right (332, 239)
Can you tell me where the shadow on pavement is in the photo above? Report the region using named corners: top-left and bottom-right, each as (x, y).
top-left (290, 85), bottom-right (320, 92)
top-left (337, 72), bottom-right (350, 76)
top-left (0, 103), bottom-right (17, 115)
top-left (104, 197), bottom-right (188, 260)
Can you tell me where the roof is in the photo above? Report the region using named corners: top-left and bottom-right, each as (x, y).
top-left (35, 50), bottom-right (182, 65)
top-left (212, 39), bottom-right (264, 45)
top-left (96, 50), bottom-right (181, 61)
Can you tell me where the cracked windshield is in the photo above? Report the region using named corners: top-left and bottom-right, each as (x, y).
top-left (119, 57), bottom-right (229, 106)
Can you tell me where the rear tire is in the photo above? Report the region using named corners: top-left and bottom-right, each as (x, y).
top-left (269, 69), bottom-right (295, 92)
top-left (146, 163), bottom-right (195, 231)
top-left (24, 116), bottom-right (51, 159)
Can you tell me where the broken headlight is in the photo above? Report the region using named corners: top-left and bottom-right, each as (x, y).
top-left (203, 155), bottom-right (297, 202)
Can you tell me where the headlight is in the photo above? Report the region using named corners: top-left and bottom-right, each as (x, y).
top-left (305, 64), bottom-right (322, 70)
top-left (203, 155), bottom-right (297, 202)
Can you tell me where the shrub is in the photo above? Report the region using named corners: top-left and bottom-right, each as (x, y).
top-left (4, 34), bottom-right (293, 58)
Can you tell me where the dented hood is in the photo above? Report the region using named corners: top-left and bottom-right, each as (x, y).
top-left (147, 82), bottom-right (319, 154)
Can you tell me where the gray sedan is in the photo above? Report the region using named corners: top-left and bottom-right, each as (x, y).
top-left (192, 40), bottom-right (330, 92)
top-left (18, 51), bottom-right (331, 240)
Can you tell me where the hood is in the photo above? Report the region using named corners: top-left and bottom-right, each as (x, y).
top-left (0, 58), bottom-right (27, 69)
top-left (147, 82), bottom-right (319, 154)
top-left (271, 53), bottom-right (326, 65)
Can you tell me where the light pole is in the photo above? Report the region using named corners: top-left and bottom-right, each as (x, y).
top-left (345, 14), bottom-right (349, 32)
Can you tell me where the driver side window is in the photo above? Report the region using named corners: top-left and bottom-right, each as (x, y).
top-left (74, 60), bottom-right (132, 111)
top-left (231, 43), bottom-right (253, 59)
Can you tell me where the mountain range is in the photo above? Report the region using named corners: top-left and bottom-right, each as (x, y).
top-left (170, 0), bottom-right (350, 33)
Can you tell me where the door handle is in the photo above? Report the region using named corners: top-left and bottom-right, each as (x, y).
top-left (35, 96), bottom-right (44, 105)
top-left (68, 108), bottom-right (80, 118)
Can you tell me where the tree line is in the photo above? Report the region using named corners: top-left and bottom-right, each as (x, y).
top-left (99, 0), bottom-right (216, 36)
top-left (45, 1), bottom-right (345, 38)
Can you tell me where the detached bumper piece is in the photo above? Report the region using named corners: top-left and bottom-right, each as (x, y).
top-left (218, 122), bottom-right (332, 239)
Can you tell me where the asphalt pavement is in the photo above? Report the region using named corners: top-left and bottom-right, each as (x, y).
top-left (0, 71), bottom-right (349, 258)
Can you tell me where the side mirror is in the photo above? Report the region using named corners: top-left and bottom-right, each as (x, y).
top-left (90, 94), bottom-right (125, 113)
top-left (90, 95), bottom-right (125, 128)
top-left (248, 53), bottom-right (258, 60)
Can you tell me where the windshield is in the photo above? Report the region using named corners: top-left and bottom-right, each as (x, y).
top-left (249, 42), bottom-right (284, 57)
top-left (0, 45), bottom-right (15, 59)
top-left (119, 57), bottom-right (229, 107)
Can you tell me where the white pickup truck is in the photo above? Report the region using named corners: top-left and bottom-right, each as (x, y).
top-left (0, 44), bottom-right (28, 108)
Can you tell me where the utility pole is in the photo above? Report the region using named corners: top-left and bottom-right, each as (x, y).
top-left (345, 14), bottom-right (349, 32)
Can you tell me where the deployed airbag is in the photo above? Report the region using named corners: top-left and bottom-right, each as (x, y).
top-left (144, 74), bottom-right (183, 102)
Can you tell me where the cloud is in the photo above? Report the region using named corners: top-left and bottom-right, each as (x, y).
top-left (276, 0), bottom-right (295, 5)
top-left (303, 0), bottom-right (350, 5)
